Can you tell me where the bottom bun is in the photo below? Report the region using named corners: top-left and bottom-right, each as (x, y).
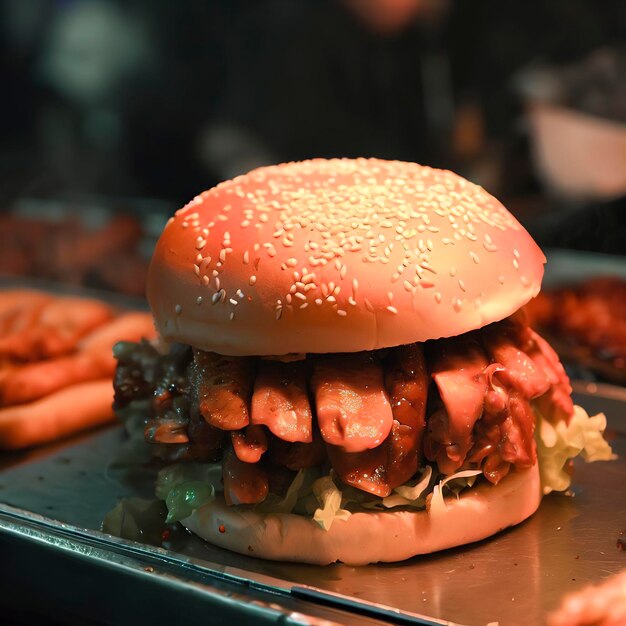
top-left (183, 464), bottom-right (542, 565)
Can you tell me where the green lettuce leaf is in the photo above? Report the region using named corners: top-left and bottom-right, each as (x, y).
top-left (155, 462), bottom-right (222, 501)
top-left (165, 481), bottom-right (215, 523)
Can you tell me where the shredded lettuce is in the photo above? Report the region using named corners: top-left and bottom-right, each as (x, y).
top-left (255, 468), bottom-right (319, 514)
top-left (312, 475), bottom-right (352, 530)
top-left (536, 404), bottom-right (616, 495)
top-left (429, 469), bottom-right (483, 518)
top-left (153, 402), bottom-right (616, 530)
top-left (381, 465), bottom-right (433, 509)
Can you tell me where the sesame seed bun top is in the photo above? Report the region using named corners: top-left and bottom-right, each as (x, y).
top-left (147, 158), bottom-right (545, 355)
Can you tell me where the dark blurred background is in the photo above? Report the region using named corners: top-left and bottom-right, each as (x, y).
top-left (2, 0), bottom-right (626, 295)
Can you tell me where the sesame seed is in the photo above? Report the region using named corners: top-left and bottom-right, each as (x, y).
top-left (249, 275), bottom-right (257, 285)
top-left (470, 252), bottom-right (480, 264)
top-left (175, 305), bottom-right (182, 315)
top-left (211, 292), bottom-right (221, 305)
top-left (243, 251), bottom-right (250, 264)
top-left (170, 160), bottom-right (520, 309)
top-left (202, 276), bottom-right (210, 286)
top-left (337, 309), bottom-right (347, 317)
top-left (229, 312), bottom-right (235, 320)
top-left (513, 259), bottom-right (519, 270)
top-left (387, 305), bottom-right (398, 314)
top-left (434, 292), bottom-right (442, 303)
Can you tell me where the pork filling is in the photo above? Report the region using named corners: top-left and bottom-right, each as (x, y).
top-left (113, 311), bottom-right (574, 506)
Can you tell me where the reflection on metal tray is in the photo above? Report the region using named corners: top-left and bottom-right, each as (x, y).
top-left (0, 385), bottom-right (624, 626)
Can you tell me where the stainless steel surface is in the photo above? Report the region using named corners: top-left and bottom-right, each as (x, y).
top-left (0, 387), bottom-right (624, 626)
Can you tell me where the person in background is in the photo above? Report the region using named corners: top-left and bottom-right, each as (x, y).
top-left (3, 0), bottom-right (626, 208)
top-left (199, 0), bottom-right (454, 182)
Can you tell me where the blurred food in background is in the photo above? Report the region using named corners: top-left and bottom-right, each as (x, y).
top-left (0, 289), bottom-right (155, 450)
top-left (0, 199), bottom-right (169, 296)
top-left (548, 568), bottom-right (626, 626)
top-left (525, 277), bottom-right (626, 385)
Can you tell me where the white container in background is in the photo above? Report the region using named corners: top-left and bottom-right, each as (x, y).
top-left (527, 101), bottom-right (626, 201)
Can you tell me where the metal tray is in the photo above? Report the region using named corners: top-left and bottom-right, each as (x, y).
top-left (0, 383), bottom-right (624, 626)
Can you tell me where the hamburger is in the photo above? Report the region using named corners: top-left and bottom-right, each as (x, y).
top-left (113, 158), bottom-right (614, 565)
